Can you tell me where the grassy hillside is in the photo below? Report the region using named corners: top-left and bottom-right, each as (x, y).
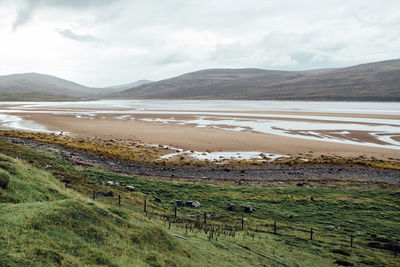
top-left (0, 139), bottom-right (399, 266)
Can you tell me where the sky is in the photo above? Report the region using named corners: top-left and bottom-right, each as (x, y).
top-left (0, 0), bottom-right (400, 87)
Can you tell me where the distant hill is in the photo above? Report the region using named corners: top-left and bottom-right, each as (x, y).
top-left (113, 59), bottom-right (400, 101)
top-left (103, 80), bottom-right (153, 91)
top-left (0, 73), bottom-right (148, 101)
top-left (0, 73), bottom-right (95, 100)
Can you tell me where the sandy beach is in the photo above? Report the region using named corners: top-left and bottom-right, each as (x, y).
top-left (21, 112), bottom-right (399, 160)
top-left (0, 100), bottom-right (399, 161)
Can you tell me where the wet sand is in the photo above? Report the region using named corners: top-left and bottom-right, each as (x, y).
top-left (24, 113), bottom-right (400, 160)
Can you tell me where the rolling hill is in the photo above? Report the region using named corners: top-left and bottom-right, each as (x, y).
top-left (114, 59), bottom-right (400, 101)
top-left (0, 73), bottom-right (150, 101)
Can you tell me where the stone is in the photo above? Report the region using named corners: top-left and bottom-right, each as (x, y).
top-left (228, 204), bottom-right (236, 211)
top-left (98, 181), bottom-right (105, 186)
top-left (192, 201), bottom-right (201, 208)
top-left (113, 182), bottom-right (120, 187)
top-left (244, 205), bottom-right (253, 213)
top-left (186, 200), bottom-right (193, 206)
top-left (154, 197), bottom-right (162, 203)
top-left (98, 191), bottom-right (114, 197)
top-left (106, 181), bottom-right (114, 186)
top-left (176, 200), bottom-right (184, 206)
top-left (325, 225), bottom-right (335, 231)
top-left (126, 185), bottom-right (135, 191)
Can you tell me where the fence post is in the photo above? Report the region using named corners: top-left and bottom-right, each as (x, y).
top-left (350, 235), bottom-right (353, 247)
top-left (274, 221), bottom-right (277, 235)
top-left (93, 190), bottom-right (95, 200)
top-left (310, 228), bottom-right (313, 240)
top-left (241, 217), bottom-right (244, 230)
top-left (144, 199), bottom-right (147, 212)
top-left (174, 206), bottom-right (177, 219)
top-left (204, 212), bottom-right (207, 224)
top-left (118, 195), bottom-right (121, 206)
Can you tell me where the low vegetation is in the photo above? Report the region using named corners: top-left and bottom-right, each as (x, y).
top-left (1, 130), bottom-right (399, 170)
top-left (0, 137), bottom-right (399, 266)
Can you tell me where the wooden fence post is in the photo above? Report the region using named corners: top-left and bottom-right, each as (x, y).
top-left (350, 235), bottom-right (353, 247)
top-left (93, 190), bottom-right (95, 200)
top-left (118, 195), bottom-right (121, 206)
top-left (174, 206), bottom-right (177, 219)
top-left (274, 221), bottom-right (277, 235)
top-left (241, 217), bottom-right (244, 230)
top-left (310, 228), bottom-right (313, 240)
top-left (204, 212), bottom-right (207, 224)
top-left (144, 199), bottom-right (147, 212)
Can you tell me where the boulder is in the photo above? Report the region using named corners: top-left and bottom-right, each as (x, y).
top-left (126, 185), bottom-right (135, 191)
top-left (192, 201), bottom-right (201, 208)
top-left (186, 200), bottom-right (193, 206)
top-left (228, 204), bottom-right (236, 211)
top-left (98, 191), bottom-right (114, 197)
top-left (244, 205), bottom-right (253, 213)
top-left (113, 182), bottom-right (120, 187)
top-left (176, 200), bottom-right (185, 207)
top-left (106, 181), bottom-right (114, 186)
top-left (325, 225), bottom-right (335, 231)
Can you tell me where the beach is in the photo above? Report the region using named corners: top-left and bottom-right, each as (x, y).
top-left (0, 100), bottom-right (399, 161)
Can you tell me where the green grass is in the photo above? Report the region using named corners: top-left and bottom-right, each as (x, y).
top-left (0, 139), bottom-right (399, 266)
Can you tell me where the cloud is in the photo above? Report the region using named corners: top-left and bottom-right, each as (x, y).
top-left (11, 0), bottom-right (116, 31)
top-left (57, 29), bottom-right (98, 43)
top-left (1, 0), bottom-right (400, 86)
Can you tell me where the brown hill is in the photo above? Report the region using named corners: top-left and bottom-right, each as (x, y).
top-left (114, 59), bottom-right (400, 101)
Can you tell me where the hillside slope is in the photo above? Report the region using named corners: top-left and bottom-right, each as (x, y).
top-left (0, 73), bottom-right (136, 101)
top-left (115, 59), bottom-right (400, 101)
top-left (0, 137), bottom-right (399, 266)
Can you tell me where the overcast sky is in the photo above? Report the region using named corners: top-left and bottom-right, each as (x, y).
top-left (1, 0), bottom-right (400, 87)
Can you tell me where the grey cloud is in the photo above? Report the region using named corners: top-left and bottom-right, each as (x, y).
top-left (153, 52), bottom-right (189, 65)
top-left (12, 0), bottom-right (117, 31)
top-left (57, 29), bottom-right (98, 43)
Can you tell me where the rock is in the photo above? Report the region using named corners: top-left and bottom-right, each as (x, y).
top-left (244, 205), bottom-right (253, 213)
top-left (98, 181), bottom-right (105, 186)
top-left (192, 201), bottom-right (201, 208)
top-left (126, 185), bottom-right (135, 191)
top-left (61, 179), bottom-right (71, 184)
top-left (186, 200), bottom-right (193, 206)
top-left (277, 181), bottom-right (284, 185)
top-left (224, 168), bottom-right (231, 172)
top-left (325, 225), bottom-right (335, 231)
top-left (228, 204), bottom-right (236, 211)
top-left (176, 200), bottom-right (185, 207)
top-left (154, 197), bottom-right (162, 203)
top-left (296, 183), bottom-right (304, 187)
top-left (106, 181), bottom-right (114, 186)
top-left (113, 182), bottom-right (120, 187)
top-left (98, 191), bottom-right (114, 197)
